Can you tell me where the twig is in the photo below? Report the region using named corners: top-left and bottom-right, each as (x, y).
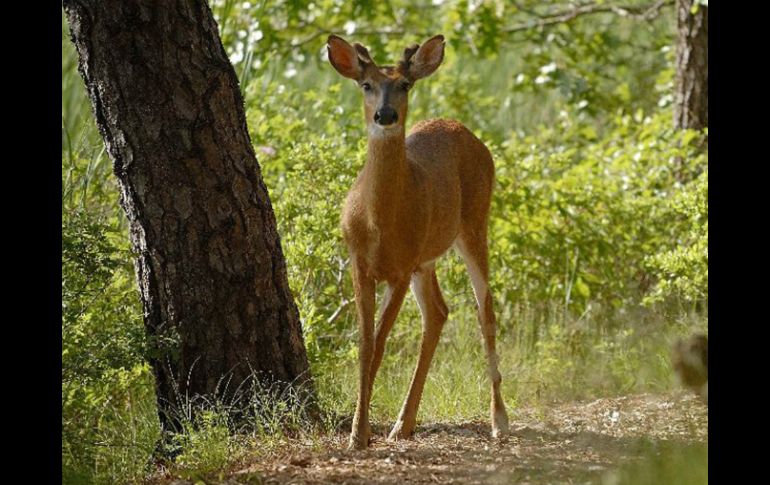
top-left (503, 0), bottom-right (675, 34)
top-left (326, 298), bottom-right (351, 325)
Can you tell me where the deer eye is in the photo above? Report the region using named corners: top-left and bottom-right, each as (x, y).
top-left (361, 82), bottom-right (372, 92)
top-left (400, 81), bottom-right (411, 91)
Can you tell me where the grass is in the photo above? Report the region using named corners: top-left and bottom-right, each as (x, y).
top-left (314, 300), bottom-right (705, 429)
top-left (61, 298), bottom-right (705, 484)
top-left (62, 368), bottom-right (161, 485)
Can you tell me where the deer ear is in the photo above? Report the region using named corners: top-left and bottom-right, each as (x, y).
top-left (407, 35), bottom-right (445, 80)
top-left (327, 35), bottom-right (363, 80)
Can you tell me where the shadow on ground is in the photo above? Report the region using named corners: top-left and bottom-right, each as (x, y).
top-left (159, 392), bottom-right (707, 485)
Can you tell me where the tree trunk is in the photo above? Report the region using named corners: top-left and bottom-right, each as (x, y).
top-left (63, 0), bottom-right (314, 432)
top-left (674, 0), bottom-right (708, 130)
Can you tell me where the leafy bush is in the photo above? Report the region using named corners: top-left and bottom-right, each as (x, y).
top-left (645, 169), bottom-right (708, 304)
top-left (62, 210), bottom-right (143, 383)
top-left (62, 209), bottom-right (157, 484)
top-left (255, 95), bottom-right (707, 363)
top-left (491, 109), bottom-right (707, 314)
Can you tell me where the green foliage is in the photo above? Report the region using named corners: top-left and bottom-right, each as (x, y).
top-left (62, 210), bottom-right (143, 382)
top-left (62, 363), bottom-right (159, 485)
top-left (491, 109), bottom-right (707, 314)
top-left (62, 1), bottom-right (707, 482)
top-left (211, 0), bottom-right (674, 134)
top-left (259, 97), bottom-right (707, 364)
top-left (243, 80), bottom-right (364, 364)
top-left (645, 169), bottom-right (708, 303)
top-left (62, 209), bottom-right (156, 485)
top-left (172, 410), bottom-right (234, 481)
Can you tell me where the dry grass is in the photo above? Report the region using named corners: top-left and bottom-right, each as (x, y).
top-left (146, 391), bottom-right (707, 485)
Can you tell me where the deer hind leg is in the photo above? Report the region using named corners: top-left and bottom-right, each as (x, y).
top-left (456, 233), bottom-right (509, 438)
top-left (349, 261), bottom-right (376, 450)
top-left (389, 266), bottom-right (449, 440)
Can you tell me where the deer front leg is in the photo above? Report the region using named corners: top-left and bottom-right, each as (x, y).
top-left (349, 262), bottom-right (376, 450)
top-left (367, 281), bottom-right (409, 401)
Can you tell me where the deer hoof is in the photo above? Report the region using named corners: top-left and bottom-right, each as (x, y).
top-left (491, 408), bottom-right (509, 438)
top-left (347, 433), bottom-right (370, 450)
top-left (388, 420), bottom-right (415, 441)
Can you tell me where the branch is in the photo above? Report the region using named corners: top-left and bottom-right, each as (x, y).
top-left (504, 0), bottom-right (675, 34)
top-left (277, 1), bottom-right (674, 56)
top-left (283, 26), bottom-right (431, 56)
top-left (326, 298), bottom-right (351, 326)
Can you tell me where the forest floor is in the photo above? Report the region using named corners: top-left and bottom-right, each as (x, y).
top-left (157, 391), bottom-right (707, 485)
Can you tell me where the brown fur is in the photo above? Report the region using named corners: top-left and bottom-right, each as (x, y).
top-left (672, 334), bottom-right (708, 403)
top-left (327, 35), bottom-right (509, 450)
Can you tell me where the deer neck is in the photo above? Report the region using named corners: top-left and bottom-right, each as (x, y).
top-left (361, 128), bottom-right (408, 227)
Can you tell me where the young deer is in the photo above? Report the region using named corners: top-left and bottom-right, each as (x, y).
top-left (327, 34), bottom-right (509, 450)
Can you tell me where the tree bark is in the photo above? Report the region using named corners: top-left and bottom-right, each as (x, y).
top-left (63, 0), bottom-right (314, 432)
top-left (674, 0), bottom-right (708, 130)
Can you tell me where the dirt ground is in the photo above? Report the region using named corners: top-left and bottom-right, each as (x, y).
top-left (161, 391), bottom-right (707, 485)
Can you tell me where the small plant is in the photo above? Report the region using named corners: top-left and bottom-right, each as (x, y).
top-left (172, 410), bottom-right (233, 481)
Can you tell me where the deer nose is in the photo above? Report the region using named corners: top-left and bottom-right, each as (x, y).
top-left (374, 107), bottom-right (398, 126)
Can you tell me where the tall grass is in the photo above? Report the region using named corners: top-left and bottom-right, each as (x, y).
top-left (62, 367), bottom-right (160, 485)
top-left (60, 299), bottom-right (702, 484)
top-left (315, 299), bottom-right (705, 428)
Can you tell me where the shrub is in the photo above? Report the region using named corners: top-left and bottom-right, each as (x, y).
top-left (645, 169), bottom-right (708, 304)
top-left (62, 209), bottom-right (157, 484)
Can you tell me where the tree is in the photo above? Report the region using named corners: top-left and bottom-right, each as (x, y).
top-left (62, 0), bottom-right (314, 433)
top-left (674, 0), bottom-right (708, 130)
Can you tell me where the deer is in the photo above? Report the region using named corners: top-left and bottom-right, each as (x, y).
top-left (671, 334), bottom-right (708, 404)
top-left (326, 34), bottom-right (509, 450)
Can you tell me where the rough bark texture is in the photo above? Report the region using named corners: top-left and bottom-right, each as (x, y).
top-left (63, 0), bottom-right (313, 430)
top-left (674, 0), bottom-right (708, 130)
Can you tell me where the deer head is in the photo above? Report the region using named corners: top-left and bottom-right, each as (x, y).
top-left (327, 34), bottom-right (446, 137)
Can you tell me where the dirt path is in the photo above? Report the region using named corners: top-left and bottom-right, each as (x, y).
top-left (164, 392), bottom-right (707, 485)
